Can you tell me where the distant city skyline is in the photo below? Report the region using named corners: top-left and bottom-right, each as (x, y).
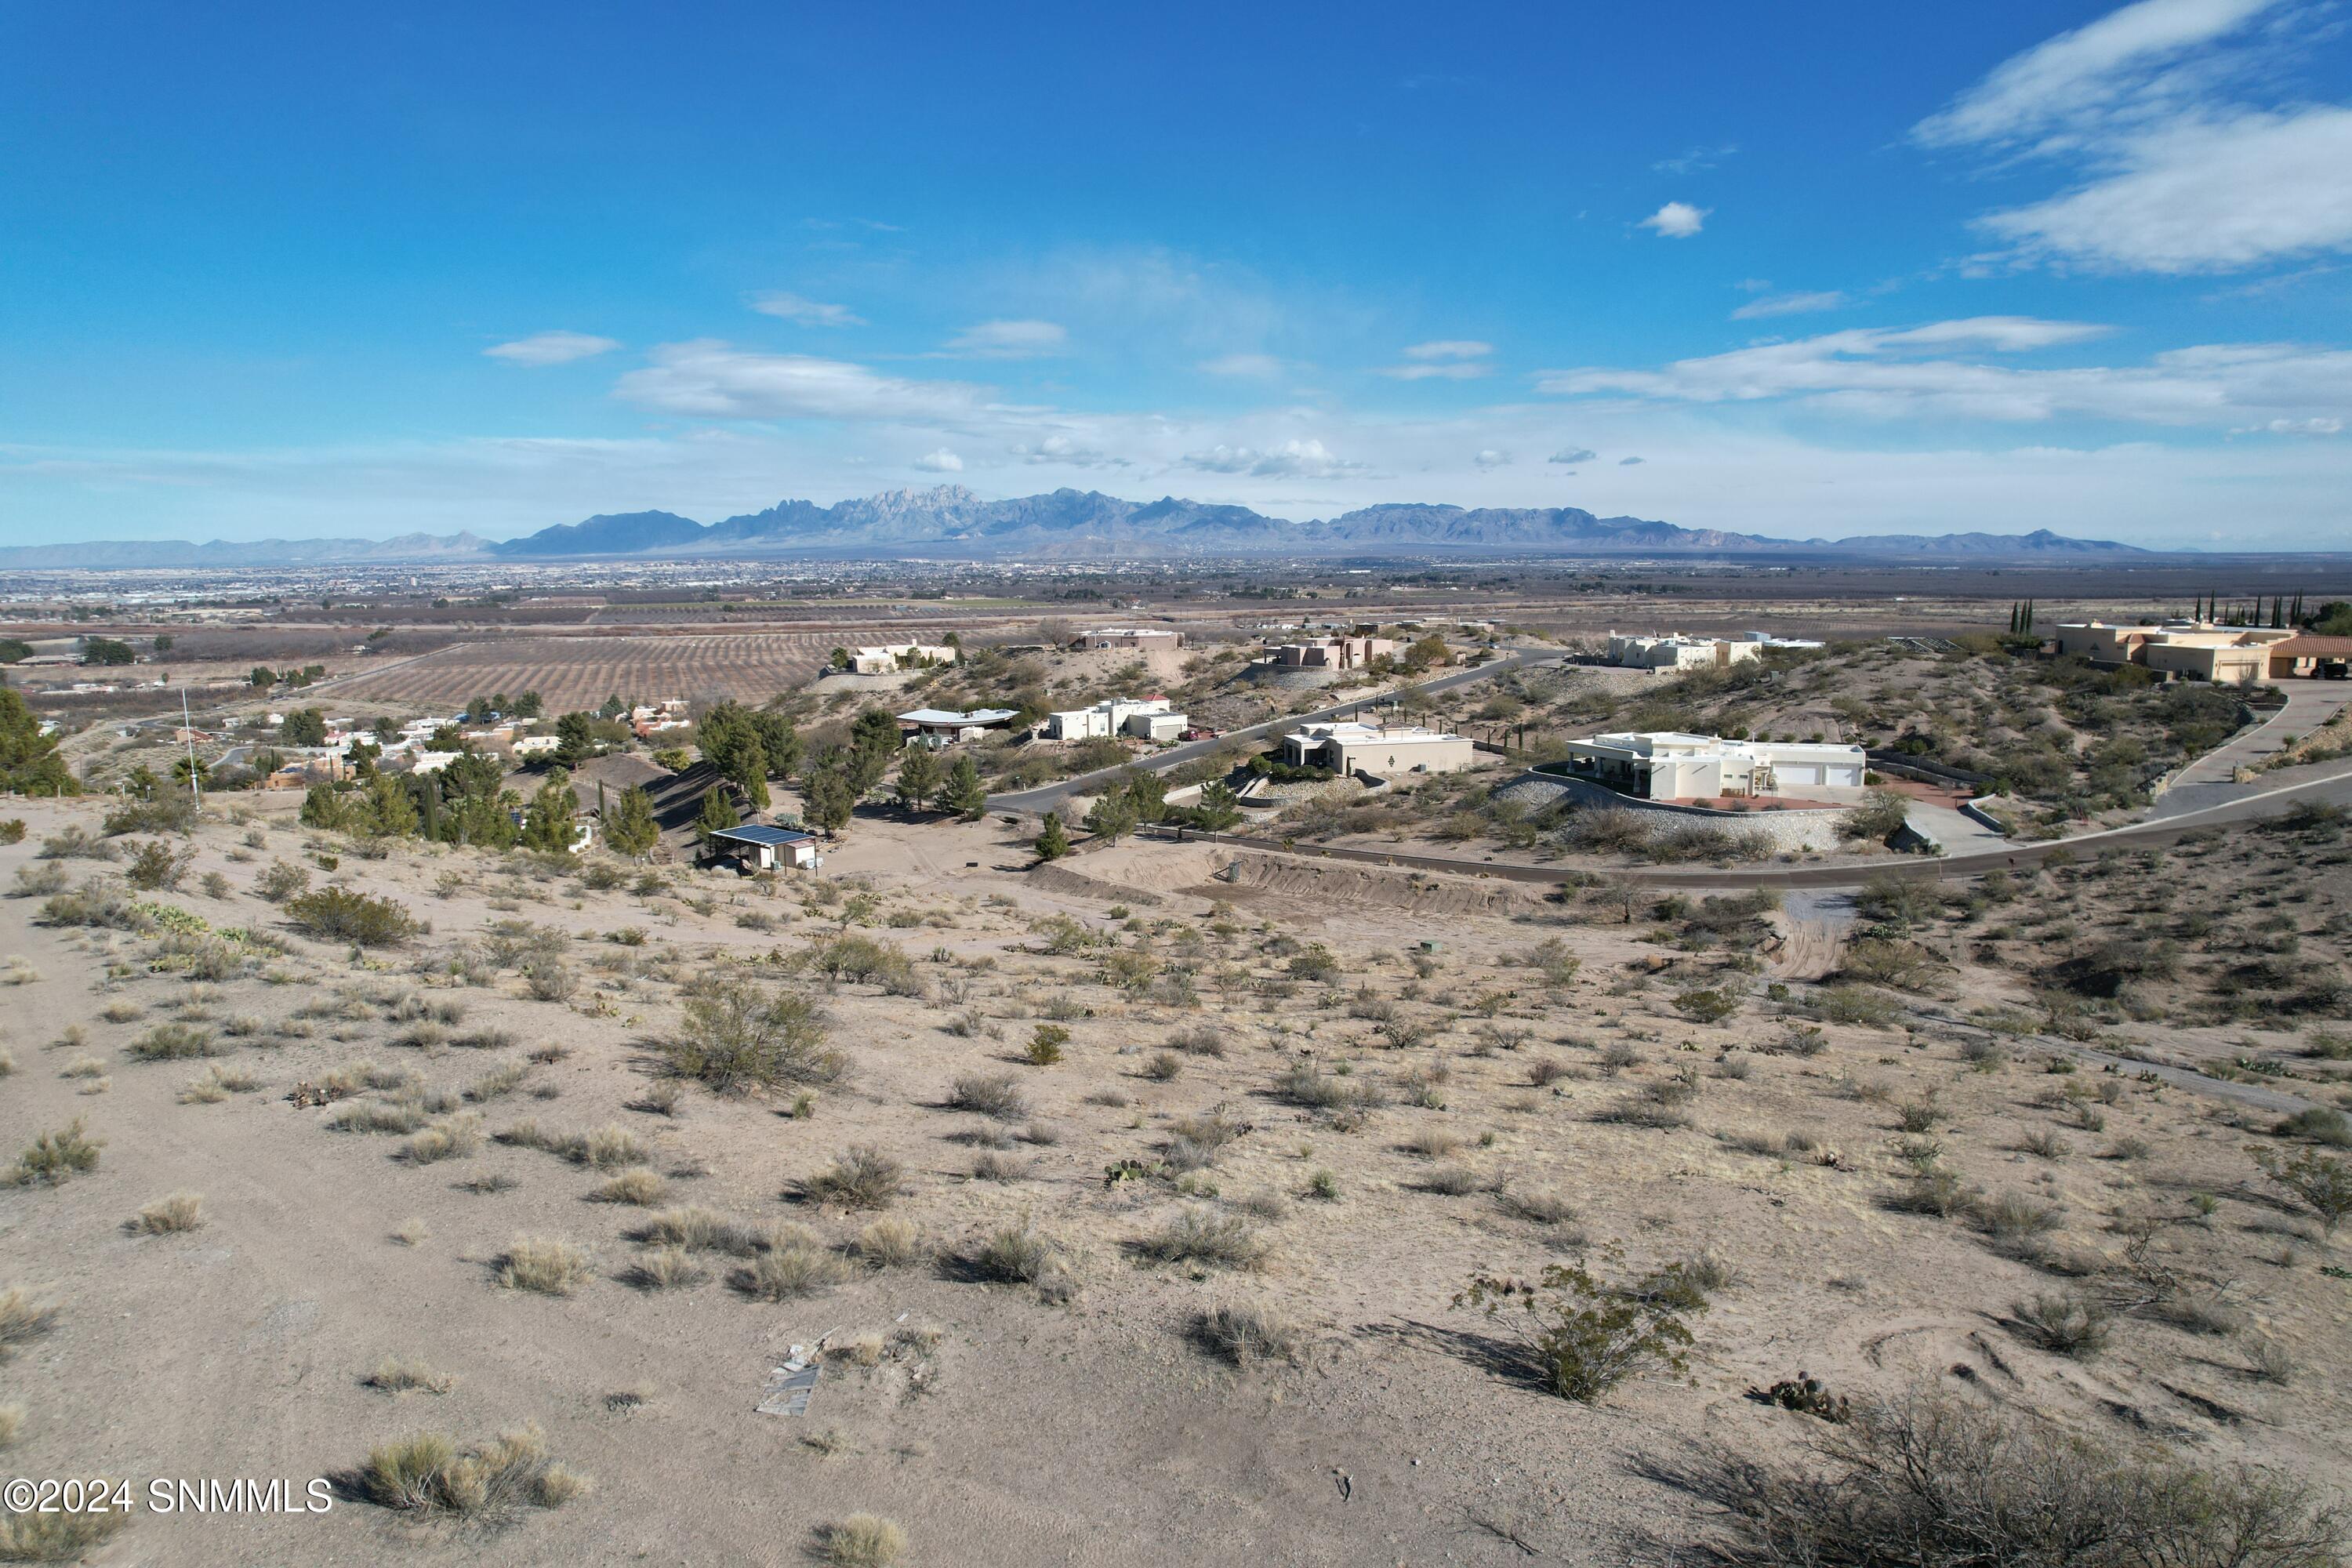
top-left (5, 0), bottom-right (2350, 550)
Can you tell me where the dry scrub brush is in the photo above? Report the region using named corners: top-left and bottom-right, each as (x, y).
top-left (660, 972), bottom-right (842, 1095)
top-left (354, 1425), bottom-right (587, 1519)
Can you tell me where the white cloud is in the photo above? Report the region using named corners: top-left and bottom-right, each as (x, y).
top-left (1403, 339), bottom-right (1494, 361)
top-left (1653, 143), bottom-right (1737, 175)
top-left (749, 291), bottom-right (866, 328)
top-left (615, 341), bottom-right (991, 423)
top-left (2246, 416), bottom-right (2344, 435)
top-left (1618, 456), bottom-right (1645, 466)
top-left (1639, 201), bottom-right (1708, 238)
top-left (1731, 290), bottom-right (1846, 320)
top-left (1374, 361), bottom-right (1490, 381)
top-left (1914, 0), bottom-right (2352, 274)
top-left (1180, 438), bottom-right (1366, 478)
top-left (912, 448), bottom-right (964, 472)
top-left (1548, 446), bottom-right (1596, 464)
top-left (1534, 315), bottom-right (2352, 428)
top-left (942, 319), bottom-right (1068, 358)
top-left (1008, 434), bottom-right (1126, 466)
top-left (1197, 353), bottom-right (1284, 378)
top-left (484, 332), bottom-right (619, 366)
top-left (1474, 448), bottom-right (1512, 468)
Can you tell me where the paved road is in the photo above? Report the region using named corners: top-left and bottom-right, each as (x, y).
top-left (985, 648), bottom-right (1561, 814)
top-left (2149, 682), bottom-right (2352, 820)
top-left (1136, 757), bottom-right (2352, 891)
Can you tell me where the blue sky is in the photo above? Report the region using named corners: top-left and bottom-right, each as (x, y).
top-left (4, 0), bottom-right (2350, 548)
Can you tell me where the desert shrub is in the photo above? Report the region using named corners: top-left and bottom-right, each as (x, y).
top-left (590, 1169), bottom-right (666, 1206)
top-left (969, 1221), bottom-right (1069, 1295)
top-left (802, 1145), bottom-right (906, 1210)
top-left (0, 1289), bottom-right (61, 1359)
top-left (1134, 1207), bottom-right (1265, 1269)
top-left (495, 1236), bottom-right (593, 1295)
top-left (127, 1022), bottom-right (220, 1061)
top-left (403, 1117), bottom-right (483, 1165)
top-left (1657, 1387), bottom-right (2349, 1567)
top-left (0, 818), bottom-right (20, 844)
top-left (1026, 1023), bottom-right (1069, 1065)
top-left (1838, 790), bottom-right (1912, 843)
top-left (38, 878), bottom-right (151, 931)
top-left (124, 839), bottom-right (189, 891)
top-left (9, 1120), bottom-right (103, 1185)
top-left (2009, 1291), bottom-right (2110, 1356)
top-left (522, 960), bottom-right (576, 1003)
top-left (854, 1217), bottom-right (923, 1269)
top-left (365, 1356), bottom-right (455, 1396)
top-left (735, 1237), bottom-right (851, 1301)
top-left (255, 860), bottom-right (310, 902)
top-left (129, 1192), bottom-right (205, 1234)
top-left (634, 1206), bottom-right (765, 1255)
top-left (2252, 1146), bottom-right (2352, 1236)
top-left (38, 826), bottom-right (116, 860)
top-left (818, 1514), bottom-right (908, 1567)
top-left (1454, 1260), bottom-right (1700, 1403)
top-left (808, 935), bottom-right (922, 996)
top-left (946, 1072), bottom-right (1029, 1121)
top-left (1501, 1187), bottom-right (1581, 1227)
top-left (622, 1247), bottom-right (709, 1290)
top-left (1275, 1060), bottom-right (1381, 1111)
top-left (10, 862), bottom-right (69, 898)
top-left (102, 795), bottom-right (194, 837)
top-left (287, 887), bottom-right (420, 946)
top-left (354, 1425), bottom-right (586, 1518)
top-left (1676, 988), bottom-right (1740, 1024)
top-left (1817, 985), bottom-right (1900, 1029)
top-left (1192, 1301), bottom-right (1304, 1367)
top-left (0, 1504), bottom-right (129, 1560)
top-left (2276, 1108), bottom-right (2352, 1149)
top-left (662, 972), bottom-right (841, 1094)
top-left (1167, 1023), bottom-right (1228, 1057)
top-left (1842, 939), bottom-right (1940, 993)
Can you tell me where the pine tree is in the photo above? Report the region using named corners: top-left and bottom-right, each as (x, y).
top-left (1084, 784), bottom-right (1138, 844)
top-left (804, 764), bottom-right (855, 835)
top-left (1033, 811), bottom-right (1069, 862)
top-left (945, 755), bottom-right (986, 821)
top-left (695, 786), bottom-right (740, 843)
top-left (519, 771), bottom-right (579, 853)
top-left (895, 744), bottom-right (939, 811)
top-left (605, 786), bottom-right (659, 858)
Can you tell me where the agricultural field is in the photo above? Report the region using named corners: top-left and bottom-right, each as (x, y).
top-left (318, 633), bottom-right (906, 715)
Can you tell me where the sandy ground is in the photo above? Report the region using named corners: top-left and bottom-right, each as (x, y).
top-left (2, 797), bottom-right (2347, 1565)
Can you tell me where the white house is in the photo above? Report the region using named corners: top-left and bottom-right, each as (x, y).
top-left (511, 735), bottom-right (562, 757)
top-left (1605, 633), bottom-right (1763, 671)
top-left (1561, 731), bottom-right (1867, 800)
top-left (896, 707), bottom-right (1019, 743)
top-left (1044, 696), bottom-right (1175, 740)
top-left (1279, 722), bottom-right (1477, 778)
top-left (848, 643), bottom-right (957, 674)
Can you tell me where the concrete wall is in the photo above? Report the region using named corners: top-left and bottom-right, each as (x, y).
top-left (1526, 769), bottom-right (1849, 854)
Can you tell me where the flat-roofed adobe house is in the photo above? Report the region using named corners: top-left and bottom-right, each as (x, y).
top-left (848, 643), bottom-right (956, 673)
top-left (1562, 731), bottom-right (1866, 801)
top-left (1605, 633), bottom-right (1762, 670)
top-left (706, 822), bottom-right (820, 872)
top-left (1072, 627), bottom-right (1182, 650)
top-left (2053, 620), bottom-right (2293, 684)
top-left (1279, 721), bottom-right (1476, 778)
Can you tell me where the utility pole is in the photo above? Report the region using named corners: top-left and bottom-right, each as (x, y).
top-left (181, 688), bottom-right (202, 811)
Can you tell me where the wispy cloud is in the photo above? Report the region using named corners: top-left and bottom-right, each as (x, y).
top-left (1181, 438), bottom-right (1366, 478)
top-left (1915, 0), bottom-right (2352, 273)
top-left (942, 319), bottom-right (1068, 358)
top-left (750, 291), bottom-right (866, 328)
top-left (1548, 446), bottom-right (1596, 464)
top-left (1639, 201), bottom-right (1708, 238)
top-left (485, 332), bottom-right (619, 366)
top-left (1196, 353), bottom-right (1285, 378)
top-left (1731, 290), bottom-right (1846, 320)
top-left (615, 342), bottom-right (992, 423)
top-left (1473, 448), bottom-right (1512, 468)
top-left (1376, 340), bottom-right (1493, 380)
top-left (1652, 143), bottom-right (1737, 174)
top-left (1534, 314), bottom-right (2352, 429)
top-left (912, 448), bottom-right (964, 472)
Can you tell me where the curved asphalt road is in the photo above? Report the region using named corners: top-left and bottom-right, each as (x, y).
top-left (986, 648), bottom-right (1561, 815)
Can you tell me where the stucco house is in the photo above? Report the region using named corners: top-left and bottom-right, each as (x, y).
top-left (2053, 620), bottom-right (2292, 684)
top-left (1044, 696), bottom-right (1180, 740)
top-left (1279, 722), bottom-right (1477, 778)
top-left (1606, 633), bottom-right (1763, 671)
top-left (1562, 731), bottom-right (1867, 800)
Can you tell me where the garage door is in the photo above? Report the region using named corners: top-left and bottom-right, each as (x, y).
top-left (1778, 764), bottom-right (1823, 786)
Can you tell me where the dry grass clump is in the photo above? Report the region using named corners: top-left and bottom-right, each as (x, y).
top-left (817, 1513), bottom-right (908, 1566)
top-left (634, 1206), bottom-right (766, 1256)
top-left (8, 1120), bottom-right (102, 1186)
top-left (591, 1170), bottom-right (668, 1206)
top-left (392, 1218), bottom-right (431, 1247)
top-left (403, 1116), bottom-right (484, 1165)
top-left (802, 1146), bottom-right (907, 1210)
top-left (946, 1072), bottom-right (1029, 1121)
top-left (60, 1055), bottom-right (106, 1080)
top-left (968, 1221), bottom-right (1074, 1301)
top-left (853, 1218), bottom-right (923, 1269)
top-left (733, 1232), bottom-right (851, 1301)
top-left (177, 1064), bottom-right (259, 1103)
top-left (354, 1425), bottom-right (586, 1518)
top-left (0, 1401), bottom-right (20, 1449)
top-left (496, 1236), bottom-right (593, 1296)
top-left (970, 1150), bottom-right (1029, 1182)
top-left (0, 1504), bottom-right (129, 1561)
top-left (331, 1101), bottom-right (430, 1135)
top-left (1133, 1207), bottom-right (1267, 1270)
top-left (127, 1022), bottom-right (220, 1061)
top-left (365, 1356), bottom-right (455, 1396)
top-left (1500, 1186), bottom-right (1580, 1227)
top-left (128, 1192), bottom-right (205, 1235)
top-left (1191, 1300), bottom-right (1305, 1367)
top-left (497, 1120), bottom-right (648, 1170)
top-left (622, 1246), bottom-right (710, 1290)
top-left (1403, 1127), bottom-right (1465, 1160)
top-left (2008, 1291), bottom-right (2111, 1357)
top-left (1655, 1388), bottom-right (2347, 1567)
top-left (1421, 1164), bottom-right (1483, 1196)
top-left (0, 1289), bottom-right (60, 1361)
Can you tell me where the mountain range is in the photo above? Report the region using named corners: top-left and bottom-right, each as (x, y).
top-left (0, 486), bottom-right (2161, 568)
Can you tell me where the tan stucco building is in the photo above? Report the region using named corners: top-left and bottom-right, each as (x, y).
top-left (1279, 722), bottom-right (1476, 777)
top-left (2053, 621), bottom-right (2292, 684)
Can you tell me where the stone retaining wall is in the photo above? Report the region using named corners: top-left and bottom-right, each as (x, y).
top-left (1515, 769), bottom-right (1849, 854)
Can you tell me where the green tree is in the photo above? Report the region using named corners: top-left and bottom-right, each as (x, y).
top-left (1084, 783), bottom-right (1138, 844)
top-left (1195, 780), bottom-right (1242, 832)
top-left (153, 633), bottom-right (174, 652)
top-left (944, 754), bottom-right (986, 821)
top-left (79, 636), bottom-right (137, 666)
top-left (804, 760), bottom-right (855, 836)
top-left (749, 710), bottom-right (802, 779)
top-left (518, 769), bottom-right (579, 853)
top-left (604, 785), bottom-right (659, 857)
top-left (829, 646), bottom-right (853, 670)
top-left (554, 711), bottom-right (598, 767)
top-left (1034, 811), bottom-right (1069, 862)
top-left (1119, 767), bottom-right (1168, 822)
top-left (0, 637), bottom-right (33, 665)
top-left (849, 707), bottom-right (904, 793)
top-left (895, 744), bottom-right (939, 811)
top-left (171, 753), bottom-right (211, 792)
top-left (0, 688), bottom-right (76, 794)
top-left (695, 786), bottom-right (741, 843)
top-left (299, 783), bottom-right (350, 831)
top-left (365, 772), bottom-right (419, 838)
top-left (280, 708), bottom-right (327, 747)
top-left (512, 690), bottom-right (544, 718)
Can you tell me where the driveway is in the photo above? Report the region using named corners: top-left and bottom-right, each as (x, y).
top-left (2150, 681), bottom-right (2352, 819)
top-left (985, 649), bottom-right (1560, 815)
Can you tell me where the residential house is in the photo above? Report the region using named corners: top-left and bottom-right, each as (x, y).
top-left (896, 707), bottom-right (1019, 744)
top-left (1072, 627), bottom-right (1183, 651)
top-left (1266, 635), bottom-right (1396, 670)
top-left (1279, 722), bottom-right (1477, 778)
top-left (1606, 633), bottom-right (1763, 671)
top-left (848, 643), bottom-right (957, 674)
top-left (2053, 620), bottom-right (2292, 684)
top-left (1044, 696), bottom-right (1181, 740)
top-left (1561, 731), bottom-right (1867, 800)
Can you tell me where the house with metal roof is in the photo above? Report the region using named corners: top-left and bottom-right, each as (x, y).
top-left (895, 707), bottom-right (1019, 742)
top-left (706, 822), bottom-right (821, 872)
